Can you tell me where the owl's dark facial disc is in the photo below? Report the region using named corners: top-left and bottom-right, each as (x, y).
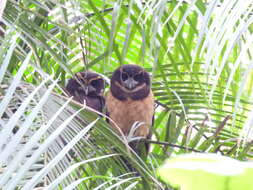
top-left (120, 72), bottom-right (138, 90)
top-left (78, 84), bottom-right (96, 96)
top-left (66, 71), bottom-right (105, 100)
top-left (111, 64), bottom-right (151, 100)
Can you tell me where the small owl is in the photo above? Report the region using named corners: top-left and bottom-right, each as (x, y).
top-left (65, 71), bottom-right (105, 113)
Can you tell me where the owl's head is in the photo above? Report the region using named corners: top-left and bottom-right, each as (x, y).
top-left (66, 71), bottom-right (105, 101)
top-left (110, 64), bottom-right (151, 100)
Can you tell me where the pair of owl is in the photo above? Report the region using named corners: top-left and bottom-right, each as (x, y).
top-left (65, 64), bottom-right (154, 155)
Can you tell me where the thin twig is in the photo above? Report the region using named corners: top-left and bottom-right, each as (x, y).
top-left (214, 115), bottom-right (231, 137)
top-left (155, 100), bottom-right (183, 117)
top-left (78, 27), bottom-right (87, 69)
top-left (155, 100), bottom-right (171, 111)
top-left (143, 139), bottom-right (202, 153)
top-left (84, 1), bottom-right (191, 18)
top-left (192, 125), bottom-right (208, 139)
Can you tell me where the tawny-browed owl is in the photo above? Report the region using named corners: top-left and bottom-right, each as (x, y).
top-left (106, 64), bottom-right (154, 156)
top-left (65, 71), bottom-right (105, 113)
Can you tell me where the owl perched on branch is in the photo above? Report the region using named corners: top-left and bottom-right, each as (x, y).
top-left (106, 64), bottom-right (154, 156)
top-left (65, 71), bottom-right (105, 113)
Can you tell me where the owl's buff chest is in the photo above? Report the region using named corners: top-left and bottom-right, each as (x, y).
top-left (106, 91), bottom-right (154, 135)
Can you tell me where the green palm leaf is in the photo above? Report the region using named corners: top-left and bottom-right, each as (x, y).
top-left (1, 0), bottom-right (253, 189)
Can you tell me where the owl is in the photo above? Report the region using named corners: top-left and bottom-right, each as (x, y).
top-left (65, 71), bottom-right (105, 113)
top-left (106, 64), bottom-right (154, 156)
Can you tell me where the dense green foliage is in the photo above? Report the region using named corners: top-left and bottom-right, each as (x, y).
top-left (0, 0), bottom-right (253, 189)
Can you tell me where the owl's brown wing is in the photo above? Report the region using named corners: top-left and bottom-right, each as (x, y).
top-left (84, 95), bottom-right (104, 113)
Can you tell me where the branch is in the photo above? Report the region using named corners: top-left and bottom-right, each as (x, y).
top-left (155, 100), bottom-right (171, 111)
top-left (143, 139), bottom-right (202, 153)
top-left (155, 100), bottom-right (183, 117)
top-left (72, 1), bottom-right (192, 22)
top-left (78, 27), bottom-right (88, 68)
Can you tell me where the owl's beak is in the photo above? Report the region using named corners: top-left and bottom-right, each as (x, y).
top-left (124, 78), bottom-right (138, 90)
top-left (83, 85), bottom-right (96, 95)
top-left (84, 86), bottom-right (89, 95)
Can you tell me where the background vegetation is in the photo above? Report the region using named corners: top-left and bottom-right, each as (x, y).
top-left (0, 0), bottom-right (253, 189)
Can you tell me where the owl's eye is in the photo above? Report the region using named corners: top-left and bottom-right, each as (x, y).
top-left (134, 73), bottom-right (142, 81)
top-left (121, 73), bottom-right (128, 81)
top-left (90, 80), bottom-right (99, 86)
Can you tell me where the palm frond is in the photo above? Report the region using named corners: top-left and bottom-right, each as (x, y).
top-left (1, 0), bottom-right (253, 189)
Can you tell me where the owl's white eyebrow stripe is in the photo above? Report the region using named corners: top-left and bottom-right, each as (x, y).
top-left (88, 76), bottom-right (102, 83)
top-left (115, 81), bottom-right (146, 93)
